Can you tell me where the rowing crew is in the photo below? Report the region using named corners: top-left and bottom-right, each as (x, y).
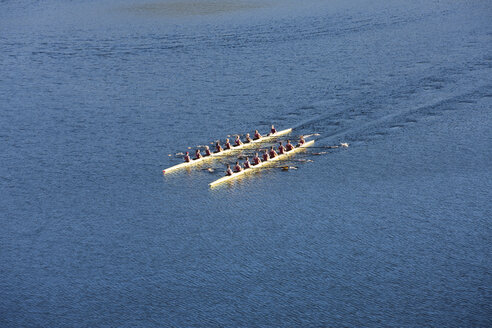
top-left (225, 137), bottom-right (305, 176)
top-left (183, 125), bottom-right (279, 162)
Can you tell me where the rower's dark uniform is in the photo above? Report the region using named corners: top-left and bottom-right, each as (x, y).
top-left (224, 139), bottom-right (232, 150)
top-left (278, 143), bottom-right (285, 154)
top-left (254, 130), bottom-right (262, 140)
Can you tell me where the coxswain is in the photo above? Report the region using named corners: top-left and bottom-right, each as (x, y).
top-left (269, 146), bottom-right (278, 158)
top-left (270, 125), bottom-right (277, 134)
top-left (253, 153), bottom-right (261, 165)
top-left (234, 135), bottom-right (243, 146)
top-left (243, 157), bottom-right (252, 169)
top-left (184, 151), bottom-right (191, 162)
top-left (233, 161), bottom-right (242, 173)
top-left (204, 145), bottom-right (212, 156)
top-left (225, 164), bottom-right (233, 176)
top-left (245, 133), bottom-right (253, 143)
top-left (285, 140), bottom-right (295, 151)
top-left (262, 149), bottom-right (270, 161)
top-left (254, 129), bottom-right (262, 140)
top-left (215, 142), bottom-right (223, 153)
top-left (224, 138), bottom-right (232, 150)
top-left (278, 141), bottom-right (285, 155)
top-left (194, 149), bottom-right (202, 160)
top-left (299, 135), bottom-right (305, 145)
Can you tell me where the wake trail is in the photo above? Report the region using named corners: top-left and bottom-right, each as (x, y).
top-left (293, 82), bottom-right (492, 144)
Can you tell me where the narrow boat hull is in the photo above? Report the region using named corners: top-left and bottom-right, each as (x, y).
top-left (209, 139), bottom-right (315, 187)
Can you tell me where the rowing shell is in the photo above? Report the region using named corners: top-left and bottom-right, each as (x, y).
top-left (162, 128), bottom-right (292, 174)
top-left (209, 139), bottom-right (315, 188)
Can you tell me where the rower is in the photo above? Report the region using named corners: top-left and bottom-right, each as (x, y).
top-left (184, 151), bottom-right (191, 162)
top-left (243, 157), bottom-right (252, 169)
top-left (215, 142), bottom-right (223, 153)
top-left (233, 161), bottom-right (242, 173)
top-left (225, 164), bottom-right (233, 176)
top-left (278, 141), bottom-right (285, 155)
top-left (194, 149), bottom-right (202, 160)
top-left (254, 129), bottom-right (262, 140)
top-left (224, 138), bottom-right (232, 150)
top-left (269, 146), bottom-right (278, 158)
top-left (298, 135), bottom-right (305, 145)
top-left (245, 133), bottom-right (253, 143)
top-left (270, 125), bottom-right (277, 134)
top-left (234, 135), bottom-right (243, 146)
top-left (262, 149), bottom-right (270, 161)
top-left (285, 140), bottom-right (295, 151)
top-left (253, 153), bottom-right (261, 165)
top-left (204, 145), bottom-right (212, 156)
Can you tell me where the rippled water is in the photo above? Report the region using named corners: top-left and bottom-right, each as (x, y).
top-left (1, 0), bottom-right (491, 327)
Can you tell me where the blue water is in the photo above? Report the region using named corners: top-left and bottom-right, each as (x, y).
top-left (1, 0), bottom-right (491, 327)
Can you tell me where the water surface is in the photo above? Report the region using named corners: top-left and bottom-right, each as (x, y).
top-left (1, 0), bottom-right (491, 327)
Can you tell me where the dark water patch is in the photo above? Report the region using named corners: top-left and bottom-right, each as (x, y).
top-left (423, 111), bottom-right (441, 117)
top-left (419, 76), bottom-right (447, 90)
top-left (457, 99), bottom-right (477, 104)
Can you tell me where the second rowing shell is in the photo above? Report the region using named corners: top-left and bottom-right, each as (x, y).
top-left (209, 139), bottom-right (315, 188)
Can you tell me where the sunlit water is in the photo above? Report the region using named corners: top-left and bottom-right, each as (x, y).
top-left (1, 0), bottom-right (491, 327)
